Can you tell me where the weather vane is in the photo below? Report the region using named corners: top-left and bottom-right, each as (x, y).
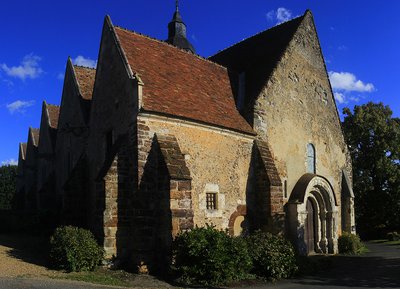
top-left (176, 0), bottom-right (179, 11)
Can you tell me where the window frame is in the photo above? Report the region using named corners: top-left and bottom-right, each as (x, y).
top-left (206, 192), bottom-right (218, 210)
top-left (307, 143), bottom-right (316, 174)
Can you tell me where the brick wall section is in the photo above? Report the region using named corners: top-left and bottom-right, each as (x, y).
top-left (157, 134), bottom-right (193, 236)
top-left (95, 141), bottom-right (134, 259)
top-left (255, 140), bottom-right (285, 233)
top-left (103, 157), bottom-right (118, 257)
top-left (136, 122), bottom-right (193, 272)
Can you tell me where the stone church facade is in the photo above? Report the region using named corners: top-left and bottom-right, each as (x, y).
top-left (16, 7), bottom-right (355, 271)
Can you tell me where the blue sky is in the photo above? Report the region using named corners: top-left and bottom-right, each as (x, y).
top-left (1, 0), bottom-right (399, 165)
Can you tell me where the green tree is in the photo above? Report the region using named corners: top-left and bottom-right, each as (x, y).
top-left (0, 165), bottom-right (17, 210)
top-left (342, 102), bottom-right (400, 238)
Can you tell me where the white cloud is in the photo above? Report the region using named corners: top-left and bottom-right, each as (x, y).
top-left (72, 56), bottom-right (97, 68)
top-left (276, 7), bottom-right (292, 23)
top-left (2, 159), bottom-right (18, 166)
top-left (329, 71), bottom-right (375, 92)
top-left (349, 96), bottom-right (360, 102)
top-left (334, 92), bottom-right (346, 104)
top-left (266, 10), bottom-right (275, 21)
top-left (266, 7), bottom-right (293, 24)
top-left (338, 45), bottom-right (347, 51)
top-left (1, 54), bottom-right (43, 80)
top-left (6, 100), bottom-right (35, 114)
top-left (57, 72), bottom-right (64, 80)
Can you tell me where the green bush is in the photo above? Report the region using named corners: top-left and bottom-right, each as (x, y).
top-left (50, 226), bottom-right (104, 272)
top-left (338, 232), bottom-right (364, 255)
top-left (172, 225), bottom-right (252, 286)
top-left (387, 231), bottom-right (400, 241)
top-left (246, 230), bottom-right (298, 280)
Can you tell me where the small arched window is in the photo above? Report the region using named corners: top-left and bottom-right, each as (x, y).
top-left (307, 143), bottom-right (316, 174)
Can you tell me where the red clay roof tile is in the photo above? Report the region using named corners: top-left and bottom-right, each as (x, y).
top-left (114, 27), bottom-right (254, 135)
top-left (73, 65), bottom-right (96, 100)
top-left (47, 104), bottom-right (60, 129)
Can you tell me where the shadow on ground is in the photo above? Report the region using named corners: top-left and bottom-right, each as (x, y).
top-left (293, 246), bottom-right (400, 288)
top-left (0, 234), bottom-right (50, 268)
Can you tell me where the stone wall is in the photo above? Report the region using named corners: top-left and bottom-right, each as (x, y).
top-left (86, 16), bottom-right (140, 262)
top-left (55, 61), bottom-right (90, 208)
top-left (133, 132), bottom-right (193, 273)
top-left (137, 114), bottom-right (254, 233)
top-left (37, 104), bottom-right (57, 211)
top-left (252, 13), bottom-right (351, 234)
top-left (24, 129), bottom-right (39, 210)
top-left (254, 140), bottom-right (284, 233)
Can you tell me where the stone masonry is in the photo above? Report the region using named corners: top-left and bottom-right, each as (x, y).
top-left (16, 7), bottom-right (355, 272)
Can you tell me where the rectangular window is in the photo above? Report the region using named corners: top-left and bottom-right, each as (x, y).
top-left (206, 192), bottom-right (217, 210)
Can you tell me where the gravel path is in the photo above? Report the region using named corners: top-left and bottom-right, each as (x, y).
top-left (0, 234), bottom-right (62, 279)
top-left (0, 234), bottom-right (174, 288)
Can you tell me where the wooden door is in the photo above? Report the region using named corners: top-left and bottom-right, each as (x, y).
top-left (306, 199), bottom-right (315, 253)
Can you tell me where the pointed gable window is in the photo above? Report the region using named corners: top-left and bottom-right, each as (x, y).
top-left (307, 143), bottom-right (316, 174)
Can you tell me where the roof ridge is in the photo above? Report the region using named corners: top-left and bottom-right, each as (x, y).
top-left (210, 14), bottom-right (305, 58)
top-left (114, 25), bottom-right (229, 72)
top-left (73, 64), bottom-right (96, 70)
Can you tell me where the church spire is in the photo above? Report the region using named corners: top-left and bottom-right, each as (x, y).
top-left (166, 1), bottom-right (195, 53)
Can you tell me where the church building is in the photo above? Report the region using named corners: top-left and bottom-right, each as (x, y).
top-left (16, 4), bottom-right (355, 272)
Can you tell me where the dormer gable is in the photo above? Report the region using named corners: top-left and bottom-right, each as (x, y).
top-left (57, 58), bottom-right (96, 141)
top-left (38, 101), bottom-right (60, 156)
top-left (25, 127), bottom-right (40, 169)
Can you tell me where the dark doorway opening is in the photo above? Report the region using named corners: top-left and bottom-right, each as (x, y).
top-left (305, 198), bottom-right (317, 254)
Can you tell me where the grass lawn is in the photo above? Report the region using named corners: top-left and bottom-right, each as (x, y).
top-left (369, 239), bottom-right (400, 245)
top-left (50, 267), bottom-right (174, 288)
top-left (57, 268), bottom-right (133, 287)
top-left (385, 240), bottom-right (400, 245)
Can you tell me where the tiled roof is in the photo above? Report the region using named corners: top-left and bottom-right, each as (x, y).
top-left (210, 13), bottom-right (305, 92)
top-left (20, 142), bottom-right (27, 160)
top-left (31, 128), bottom-right (40, 147)
top-left (73, 65), bottom-right (96, 100)
top-left (114, 27), bottom-right (255, 135)
top-left (47, 104), bottom-right (60, 129)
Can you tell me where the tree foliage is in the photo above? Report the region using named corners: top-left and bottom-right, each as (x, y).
top-left (0, 165), bottom-right (17, 210)
top-left (342, 102), bottom-right (400, 237)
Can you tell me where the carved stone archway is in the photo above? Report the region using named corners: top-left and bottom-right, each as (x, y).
top-left (287, 174), bottom-right (339, 255)
top-left (228, 205), bottom-right (247, 236)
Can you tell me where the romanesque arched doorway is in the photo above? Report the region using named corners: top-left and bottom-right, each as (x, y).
top-left (287, 174), bottom-right (339, 255)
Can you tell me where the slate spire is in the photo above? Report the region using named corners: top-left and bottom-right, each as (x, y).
top-left (166, 0), bottom-right (195, 53)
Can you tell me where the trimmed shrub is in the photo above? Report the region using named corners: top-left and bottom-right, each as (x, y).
top-left (172, 225), bottom-right (252, 286)
top-left (387, 231), bottom-right (400, 241)
top-left (338, 232), bottom-right (364, 255)
top-left (50, 226), bottom-right (104, 272)
top-left (246, 230), bottom-right (298, 280)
